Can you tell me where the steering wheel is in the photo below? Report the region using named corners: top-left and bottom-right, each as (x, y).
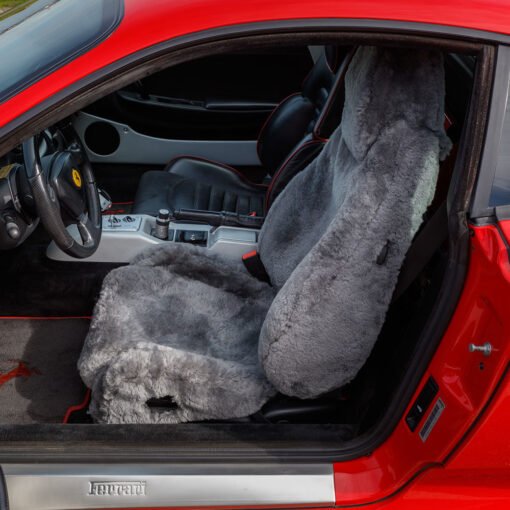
top-left (22, 127), bottom-right (101, 258)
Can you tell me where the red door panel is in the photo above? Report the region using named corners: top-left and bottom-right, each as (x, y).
top-left (333, 224), bottom-right (510, 505)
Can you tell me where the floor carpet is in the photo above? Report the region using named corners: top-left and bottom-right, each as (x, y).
top-left (0, 228), bottom-right (121, 316)
top-left (0, 319), bottom-right (90, 424)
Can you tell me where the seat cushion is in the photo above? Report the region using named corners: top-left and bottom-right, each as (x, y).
top-left (132, 157), bottom-right (266, 216)
top-left (78, 243), bottom-right (276, 424)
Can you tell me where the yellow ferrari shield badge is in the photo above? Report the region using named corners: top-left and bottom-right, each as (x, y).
top-left (72, 169), bottom-right (82, 189)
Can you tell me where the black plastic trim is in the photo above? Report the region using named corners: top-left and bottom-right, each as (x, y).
top-left (0, 466), bottom-right (8, 510)
top-left (0, 20), bottom-right (494, 464)
top-left (405, 377), bottom-right (439, 432)
top-left (470, 45), bottom-right (510, 218)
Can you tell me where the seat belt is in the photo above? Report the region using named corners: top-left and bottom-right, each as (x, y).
top-left (242, 251), bottom-right (271, 284)
top-left (392, 201), bottom-right (449, 302)
top-left (242, 202), bottom-right (448, 294)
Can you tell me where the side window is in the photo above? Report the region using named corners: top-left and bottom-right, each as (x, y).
top-left (489, 88), bottom-right (510, 207)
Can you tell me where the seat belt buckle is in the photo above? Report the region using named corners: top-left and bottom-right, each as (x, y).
top-left (242, 251), bottom-right (271, 284)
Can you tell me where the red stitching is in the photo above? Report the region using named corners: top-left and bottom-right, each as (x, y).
top-left (168, 156), bottom-right (267, 189)
top-left (256, 92), bottom-right (301, 162)
top-left (265, 140), bottom-right (324, 211)
top-left (63, 389), bottom-right (91, 424)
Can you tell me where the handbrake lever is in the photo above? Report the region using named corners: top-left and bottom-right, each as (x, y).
top-left (173, 209), bottom-right (264, 228)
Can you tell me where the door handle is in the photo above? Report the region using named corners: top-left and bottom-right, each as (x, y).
top-left (468, 342), bottom-right (492, 357)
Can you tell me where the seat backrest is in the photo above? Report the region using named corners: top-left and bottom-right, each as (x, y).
top-left (257, 46), bottom-right (353, 178)
top-left (257, 46), bottom-right (452, 399)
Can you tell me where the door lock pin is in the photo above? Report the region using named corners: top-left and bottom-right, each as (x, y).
top-left (468, 342), bottom-right (492, 357)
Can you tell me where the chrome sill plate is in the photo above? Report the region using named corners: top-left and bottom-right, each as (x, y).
top-left (3, 463), bottom-right (335, 510)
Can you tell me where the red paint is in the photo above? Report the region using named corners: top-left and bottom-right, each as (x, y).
top-left (1, 0), bottom-right (510, 129)
top-left (353, 372), bottom-right (510, 508)
top-left (498, 219), bottom-right (510, 244)
top-left (63, 389), bottom-right (91, 424)
top-left (0, 361), bottom-right (35, 386)
top-left (0, 2), bottom-right (508, 506)
top-left (331, 224), bottom-right (510, 505)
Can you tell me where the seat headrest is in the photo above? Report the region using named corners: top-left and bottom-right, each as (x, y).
top-left (325, 45), bottom-right (340, 71)
top-left (342, 46), bottom-right (452, 162)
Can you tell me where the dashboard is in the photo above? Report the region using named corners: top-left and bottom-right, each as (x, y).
top-left (0, 128), bottom-right (67, 250)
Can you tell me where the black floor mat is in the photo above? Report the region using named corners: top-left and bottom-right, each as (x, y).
top-left (0, 228), bottom-right (122, 316)
top-left (0, 319), bottom-right (90, 424)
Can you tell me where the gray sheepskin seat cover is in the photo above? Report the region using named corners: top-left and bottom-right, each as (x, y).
top-left (78, 46), bottom-right (450, 423)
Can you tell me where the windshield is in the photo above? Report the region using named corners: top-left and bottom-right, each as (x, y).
top-left (0, 1), bottom-right (36, 22)
top-left (0, 0), bottom-right (123, 103)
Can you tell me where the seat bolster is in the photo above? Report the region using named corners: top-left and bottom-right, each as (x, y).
top-left (133, 157), bottom-right (267, 216)
top-left (256, 95), bottom-right (316, 175)
top-left (167, 156), bottom-right (266, 193)
top-left (265, 137), bottom-right (325, 211)
top-left (132, 171), bottom-right (186, 216)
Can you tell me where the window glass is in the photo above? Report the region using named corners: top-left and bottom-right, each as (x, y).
top-left (489, 86), bottom-right (510, 207)
top-left (0, 0), bottom-right (123, 103)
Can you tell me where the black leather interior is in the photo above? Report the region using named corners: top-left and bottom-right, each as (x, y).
top-left (256, 93), bottom-right (316, 175)
top-left (264, 135), bottom-right (325, 209)
top-left (133, 46), bottom-right (354, 217)
top-left (133, 157), bottom-right (266, 216)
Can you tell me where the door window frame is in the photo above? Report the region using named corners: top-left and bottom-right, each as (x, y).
top-left (471, 45), bottom-right (510, 218)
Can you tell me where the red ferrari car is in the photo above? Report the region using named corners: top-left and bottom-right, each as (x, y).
top-left (0, 0), bottom-right (508, 509)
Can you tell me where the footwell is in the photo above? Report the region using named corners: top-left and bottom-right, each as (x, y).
top-left (0, 318), bottom-right (90, 423)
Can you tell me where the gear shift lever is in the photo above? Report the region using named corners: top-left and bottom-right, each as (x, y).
top-left (154, 209), bottom-right (171, 240)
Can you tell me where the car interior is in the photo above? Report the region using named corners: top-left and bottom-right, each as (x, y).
top-left (0, 39), bottom-right (477, 443)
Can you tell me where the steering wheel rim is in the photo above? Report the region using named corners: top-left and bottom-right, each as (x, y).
top-left (22, 129), bottom-right (102, 258)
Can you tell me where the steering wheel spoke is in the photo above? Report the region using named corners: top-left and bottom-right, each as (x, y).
top-left (77, 213), bottom-right (96, 247)
top-left (23, 127), bottom-right (102, 258)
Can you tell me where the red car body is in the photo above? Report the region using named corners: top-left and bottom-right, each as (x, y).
top-left (1, 0), bottom-right (509, 508)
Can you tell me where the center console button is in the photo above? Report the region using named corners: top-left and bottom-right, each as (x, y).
top-left (175, 230), bottom-right (208, 245)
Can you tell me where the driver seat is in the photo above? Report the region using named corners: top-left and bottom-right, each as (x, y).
top-left (78, 46), bottom-right (451, 424)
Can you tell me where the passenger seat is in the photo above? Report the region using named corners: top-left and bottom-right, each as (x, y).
top-left (132, 46), bottom-right (355, 217)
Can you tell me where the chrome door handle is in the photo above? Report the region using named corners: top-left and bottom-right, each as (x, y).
top-left (468, 342), bottom-right (492, 357)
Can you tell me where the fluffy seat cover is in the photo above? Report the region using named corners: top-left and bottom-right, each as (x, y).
top-left (78, 46), bottom-right (450, 423)
top-left (78, 245), bottom-right (276, 423)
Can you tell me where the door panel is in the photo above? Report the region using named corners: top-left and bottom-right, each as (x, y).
top-left (74, 112), bottom-right (260, 166)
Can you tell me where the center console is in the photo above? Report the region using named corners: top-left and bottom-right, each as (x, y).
top-left (46, 214), bottom-right (259, 263)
